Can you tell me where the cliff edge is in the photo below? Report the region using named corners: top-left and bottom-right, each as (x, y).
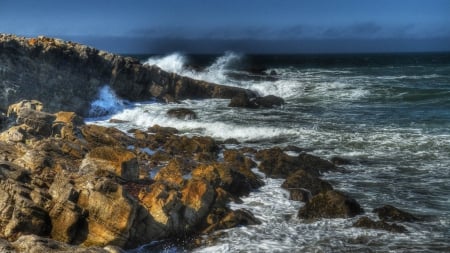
top-left (0, 34), bottom-right (255, 115)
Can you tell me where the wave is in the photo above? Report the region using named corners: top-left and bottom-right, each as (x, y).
top-left (88, 85), bottom-right (127, 117)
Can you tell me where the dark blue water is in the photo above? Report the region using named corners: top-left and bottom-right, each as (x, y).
top-left (91, 52), bottom-right (450, 252)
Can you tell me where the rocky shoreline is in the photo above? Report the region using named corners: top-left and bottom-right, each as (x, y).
top-left (0, 35), bottom-right (421, 252)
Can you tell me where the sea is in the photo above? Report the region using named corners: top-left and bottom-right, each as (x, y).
top-left (88, 52), bottom-right (450, 253)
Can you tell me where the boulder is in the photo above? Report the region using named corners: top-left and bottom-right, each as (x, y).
top-left (81, 146), bottom-right (139, 181)
top-left (353, 217), bottom-right (407, 233)
top-left (254, 95), bottom-right (285, 108)
top-left (255, 147), bottom-right (336, 178)
top-left (228, 94), bottom-right (284, 109)
top-left (373, 205), bottom-right (420, 222)
top-left (281, 170), bottom-right (333, 202)
top-left (203, 209), bottom-right (261, 233)
top-left (81, 125), bottom-right (133, 148)
top-left (166, 108), bottom-right (197, 120)
top-left (7, 100), bottom-right (44, 118)
top-left (298, 190), bottom-right (364, 219)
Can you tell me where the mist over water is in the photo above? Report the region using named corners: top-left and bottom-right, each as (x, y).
top-left (89, 52), bottom-right (450, 252)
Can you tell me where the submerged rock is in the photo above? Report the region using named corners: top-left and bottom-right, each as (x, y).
top-left (166, 108), bottom-right (197, 120)
top-left (228, 93), bottom-right (285, 109)
top-left (353, 217), bottom-right (407, 233)
top-left (373, 205), bottom-right (421, 222)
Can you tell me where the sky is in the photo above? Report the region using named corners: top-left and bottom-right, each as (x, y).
top-left (1, 0), bottom-right (449, 53)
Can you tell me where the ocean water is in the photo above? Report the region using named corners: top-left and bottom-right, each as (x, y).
top-left (89, 52), bottom-right (450, 252)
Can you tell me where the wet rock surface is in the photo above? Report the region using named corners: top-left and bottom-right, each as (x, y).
top-left (353, 217), bottom-right (408, 233)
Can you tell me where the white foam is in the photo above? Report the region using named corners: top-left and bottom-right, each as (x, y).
top-left (143, 53), bottom-right (187, 74)
top-left (89, 85), bottom-right (126, 117)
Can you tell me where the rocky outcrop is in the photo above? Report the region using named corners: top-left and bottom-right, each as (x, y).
top-left (298, 190), bottom-right (364, 219)
top-left (0, 101), bottom-right (263, 251)
top-left (0, 34), bottom-right (255, 115)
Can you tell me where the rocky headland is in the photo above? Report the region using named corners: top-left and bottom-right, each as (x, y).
top-left (0, 35), bottom-right (420, 252)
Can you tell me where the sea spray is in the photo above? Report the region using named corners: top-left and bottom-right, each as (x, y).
top-left (89, 85), bottom-right (127, 117)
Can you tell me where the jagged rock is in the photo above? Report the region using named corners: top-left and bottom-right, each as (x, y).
top-left (353, 217), bottom-right (407, 233)
top-left (0, 34), bottom-right (255, 116)
top-left (166, 108), bottom-right (197, 120)
top-left (81, 146), bottom-right (139, 181)
top-left (281, 170), bottom-right (333, 202)
top-left (6, 100), bottom-right (44, 118)
top-left (16, 108), bottom-right (56, 137)
top-left (154, 157), bottom-right (194, 188)
top-left (298, 190), bottom-right (364, 219)
top-left (203, 209), bottom-right (261, 233)
top-left (0, 238), bottom-right (15, 253)
top-left (76, 182), bottom-right (137, 247)
top-left (81, 125), bottom-right (133, 148)
top-left (0, 164), bottom-right (51, 240)
top-left (255, 147), bottom-right (337, 178)
top-left (54, 111), bottom-right (84, 126)
top-left (373, 205), bottom-right (420, 222)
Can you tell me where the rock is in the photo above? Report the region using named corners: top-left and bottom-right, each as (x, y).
top-left (203, 209), bottom-right (261, 233)
top-left (16, 108), bottom-right (56, 137)
top-left (222, 138), bottom-right (240, 145)
top-left (373, 205), bottom-right (420, 222)
top-left (228, 93), bottom-right (258, 109)
top-left (81, 146), bottom-right (139, 181)
top-left (76, 182), bottom-right (137, 247)
top-left (181, 179), bottom-right (216, 228)
top-left (166, 108), bottom-right (197, 120)
top-left (147, 124), bottom-right (179, 135)
top-left (0, 238), bottom-right (15, 253)
top-left (353, 217), bottom-right (407, 233)
top-left (7, 100), bottom-right (44, 118)
top-left (255, 147), bottom-right (337, 178)
top-left (11, 234), bottom-right (121, 253)
top-left (298, 190), bottom-right (364, 219)
top-left (288, 188), bottom-right (313, 202)
top-left (154, 157), bottom-right (193, 188)
top-left (0, 166), bottom-right (52, 240)
top-left (81, 125), bottom-right (133, 148)
top-left (0, 34), bottom-right (256, 116)
top-left (330, 156), bottom-right (352, 166)
top-left (228, 94), bottom-right (285, 109)
top-left (109, 119), bottom-right (129, 124)
top-left (54, 111), bottom-right (84, 126)
top-left (254, 95), bottom-right (285, 108)
top-left (281, 170), bottom-right (333, 201)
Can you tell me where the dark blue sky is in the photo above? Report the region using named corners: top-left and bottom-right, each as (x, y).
top-left (1, 0), bottom-right (449, 53)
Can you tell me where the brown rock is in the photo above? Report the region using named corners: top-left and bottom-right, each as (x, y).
top-left (203, 209), bottom-right (260, 233)
top-left (81, 125), bottom-right (133, 148)
top-left (16, 108), bottom-right (56, 137)
top-left (298, 190), bottom-right (364, 219)
top-left (76, 183), bottom-right (137, 247)
top-left (281, 170), bottom-right (333, 201)
top-left (54, 111), bottom-right (84, 126)
top-left (82, 146), bottom-right (138, 181)
top-left (255, 147), bottom-right (336, 178)
top-left (181, 179), bottom-right (215, 228)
